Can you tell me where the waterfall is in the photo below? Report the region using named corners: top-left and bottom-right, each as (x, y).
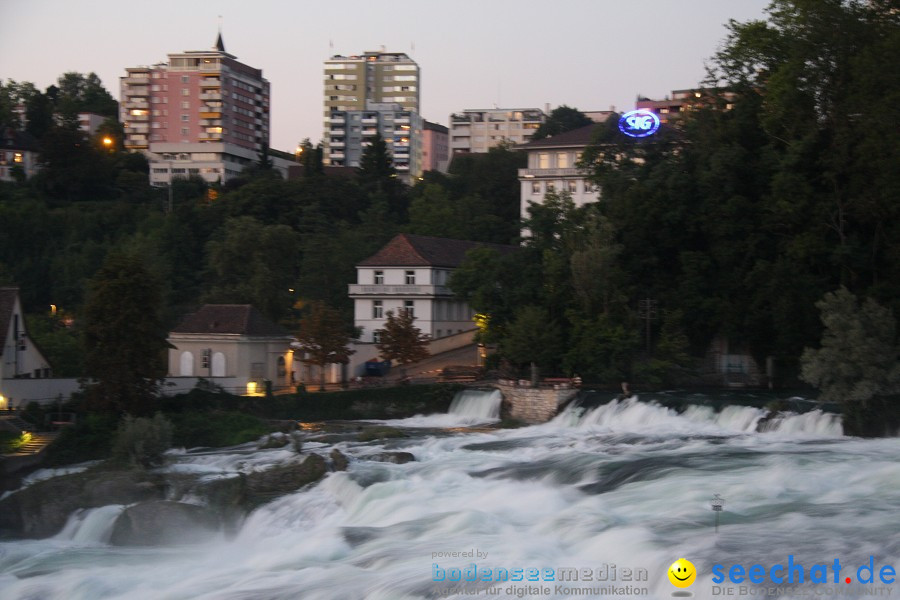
top-left (555, 396), bottom-right (843, 436)
top-left (447, 389), bottom-right (502, 421)
top-left (54, 505), bottom-right (125, 544)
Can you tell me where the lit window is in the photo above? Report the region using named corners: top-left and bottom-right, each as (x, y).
top-left (13, 153), bottom-right (23, 163)
top-left (538, 153), bottom-right (549, 169)
top-left (557, 153), bottom-right (569, 168)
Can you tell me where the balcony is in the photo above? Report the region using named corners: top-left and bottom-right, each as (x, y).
top-left (199, 78), bottom-right (221, 88)
top-left (330, 151), bottom-right (345, 159)
top-left (348, 284), bottom-right (452, 296)
top-left (123, 76), bottom-right (150, 85)
top-left (124, 100), bottom-right (149, 109)
top-left (200, 132), bottom-right (223, 141)
top-left (518, 167), bottom-right (585, 178)
top-left (199, 110), bottom-right (222, 119)
top-left (330, 140), bottom-right (345, 148)
top-left (395, 117), bottom-right (410, 125)
top-left (329, 116), bottom-right (346, 124)
top-left (200, 119), bottom-right (222, 127)
top-left (362, 117), bottom-right (377, 125)
top-left (125, 126), bottom-right (149, 134)
top-left (362, 128), bottom-right (378, 136)
top-left (127, 87), bottom-right (149, 97)
top-left (200, 92), bottom-right (221, 101)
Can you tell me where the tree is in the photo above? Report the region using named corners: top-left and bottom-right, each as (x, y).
top-left (375, 310), bottom-right (430, 377)
top-left (530, 105), bottom-right (593, 140)
top-left (295, 301), bottom-right (356, 390)
top-left (204, 217), bottom-right (302, 322)
top-left (358, 133), bottom-right (407, 220)
top-left (502, 305), bottom-right (564, 383)
top-left (82, 253), bottom-right (170, 415)
top-left (800, 287), bottom-right (900, 405)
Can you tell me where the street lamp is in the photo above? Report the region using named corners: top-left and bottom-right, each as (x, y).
top-left (711, 494), bottom-right (725, 533)
top-left (295, 144), bottom-right (304, 163)
top-left (102, 136), bottom-right (113, 153)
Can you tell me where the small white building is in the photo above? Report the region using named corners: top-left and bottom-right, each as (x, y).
top-left (0, 287), bottom-right (57, 409)
top-left (0, 129), bottom-right (40, 182)
top-left (349, 234), bottom-right (516, 344)
top-left (518, 123), bottom-right (602, 221)
top-left (167, 304), bottom-right (294, 393)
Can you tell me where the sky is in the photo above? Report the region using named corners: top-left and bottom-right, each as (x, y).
top-left (0, 0), bottom-right (772, 152)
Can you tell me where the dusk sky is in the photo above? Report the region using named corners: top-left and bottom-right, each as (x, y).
top-left (1, 0), bottom-right (771, 151)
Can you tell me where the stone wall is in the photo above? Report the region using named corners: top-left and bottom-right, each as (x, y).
top-left (495, 382), bottom-right (577, 424)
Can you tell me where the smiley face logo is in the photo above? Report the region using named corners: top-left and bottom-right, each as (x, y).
top-left (668, 558), bottom-right (696, 588)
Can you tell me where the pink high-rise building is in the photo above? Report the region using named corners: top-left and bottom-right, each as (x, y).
top-left (120, 33), bottom-right (275, 185)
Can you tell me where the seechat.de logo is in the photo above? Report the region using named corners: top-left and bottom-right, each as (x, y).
top-left (618, 109), bottom-right (661, 138)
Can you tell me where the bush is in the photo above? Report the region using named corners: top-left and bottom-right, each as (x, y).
top-left (42, 412), bottom-right (118, 467)
top-left (111, 413), bottom-right (173, 468)
top-left (0, 430), bottom-right (26, 453)
top-left (169, 411), bottom-right (268, 448)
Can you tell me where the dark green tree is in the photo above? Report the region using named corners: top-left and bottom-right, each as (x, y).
top-left (82, 253), bottom-right (169, 415)
top-left (530, 105), bottom-right (593, 140)
top-left (502, 305), bottom-right (564, 383)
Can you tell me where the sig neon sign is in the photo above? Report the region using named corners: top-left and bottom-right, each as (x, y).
top-left (618, 109), bottom-right (660, 138)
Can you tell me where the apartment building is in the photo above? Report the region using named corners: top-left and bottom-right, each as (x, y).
top-left (449, 108), bottom-right (545, 155)
top-left (120, 33), bottom-right (272, 184)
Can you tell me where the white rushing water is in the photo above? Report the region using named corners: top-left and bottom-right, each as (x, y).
top-left (0, 392), bottom-right (896, 600)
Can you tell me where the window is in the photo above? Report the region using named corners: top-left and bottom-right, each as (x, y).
top-left (557, 152), bottom-right (569, 168)
top-left (182, 88), bottom-right (189, 96)
top-left (547, 182), bottom-right (555, 192)
top-left (374, 270), bottom-right (384, 284)
top-left (531, 181), bottom-right (541, 194)
top-left (182, 101), bottom-right (190, 109)
top-left (181, 75), bottom-right (189, 83)
top-left (405, 270), bottom-right (415, 284)
top-left (181, 128), bottom-right (189, 135)
top-left (436, 329), bottom-right (442, 338)
top-left (372, 300), bottom-right (383, 319)
top-left (373, 331), bottom-right (382, 344)
top-left (181, 114), bottom-right (189, 122)
top-left (567, 180), bottom-right (578, 193)
top-left (538, 153), bottom-right (549, 169)
top-left (404, 300), bottom-right (415, 318)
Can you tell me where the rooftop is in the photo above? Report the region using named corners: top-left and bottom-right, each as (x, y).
top-left (0, 287), bottom-right (18, 358)
top-left (358, 234), bottom-right (517, 268)
top-left (518, 123), bottom-right (603, 150)
top-left (171, 305), bottom-right (290, 337)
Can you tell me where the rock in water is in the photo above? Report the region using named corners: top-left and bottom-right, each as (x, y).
top-left (367, 452), bottom-right (415, 464)
top-left (244, 454), bottom-right (327, 505)
top-left (110, 501), bottom-right (220, 546)
top-left (330, 449), bottom-right (349, 471)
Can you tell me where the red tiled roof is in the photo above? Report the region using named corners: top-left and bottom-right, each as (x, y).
top-left (171, 305), bottom-right (290, 336)
top-left (358, 234), bottom-right (517, 268)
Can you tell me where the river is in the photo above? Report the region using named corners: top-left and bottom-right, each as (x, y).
top-left (0, 390), bottom-right (897, 600)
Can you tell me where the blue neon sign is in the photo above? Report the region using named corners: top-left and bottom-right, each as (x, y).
top-left (618, 109), bottom-right (660, 138)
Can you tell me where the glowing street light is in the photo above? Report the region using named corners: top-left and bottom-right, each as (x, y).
top-left (711, 494), bottom-right (725, 533)
top-left (102, 136), bottom-right (113, 152)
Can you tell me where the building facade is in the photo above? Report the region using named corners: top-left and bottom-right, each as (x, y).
top-left (422, 121), bottom-right (449, 173)
top-left (636, 88), bottom-right (735, 124)
top-left (167, 304), bottom-right (294, 393)
top-left (349, 234), bottom-right (516, 344)
top-left (0, 129), bottom-right (40, 182)
top-left (325, 100), bottom-right (423, 182)
top-left (120, 33), bottom-right (271, 184)
top-left (518, 123), bottom-right (602, 221)
top-left (449, 108), bottom-right (545, 155)
top-left (323, 50), bottom-right (419, 167)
